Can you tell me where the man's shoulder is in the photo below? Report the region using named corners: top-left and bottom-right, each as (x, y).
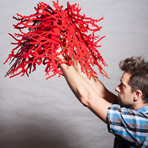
top-left (108, 103), bottom-right (148, 115)
top-left (107, 104), bottom-right (148, 147)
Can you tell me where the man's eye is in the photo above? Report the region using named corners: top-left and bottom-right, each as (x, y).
top-left (120, 83), bottom-right (125, 88)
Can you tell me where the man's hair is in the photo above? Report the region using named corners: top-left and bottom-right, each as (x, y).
top-left (119, 56), bottom-right (148, 103)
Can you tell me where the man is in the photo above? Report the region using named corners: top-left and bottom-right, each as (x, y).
top-left (59, 55), bottom-right (148, 147)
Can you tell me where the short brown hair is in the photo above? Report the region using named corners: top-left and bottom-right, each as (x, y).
top-left (119, 56), bottom-right (148, 102)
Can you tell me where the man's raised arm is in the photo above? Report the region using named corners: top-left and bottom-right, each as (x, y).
top-left (59, 62), bottom-right (112, 124)
top-left (72, 57), bottom-right (117, 104)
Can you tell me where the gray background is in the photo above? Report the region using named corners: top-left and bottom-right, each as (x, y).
top-left (0, 0), bottom-right (148, 148)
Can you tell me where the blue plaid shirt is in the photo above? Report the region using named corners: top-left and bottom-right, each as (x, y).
top-left (107, 104), bottom-right (148, 148)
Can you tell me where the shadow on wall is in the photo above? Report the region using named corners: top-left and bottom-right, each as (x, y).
top-left (0, 115), bottom-right (81, 148)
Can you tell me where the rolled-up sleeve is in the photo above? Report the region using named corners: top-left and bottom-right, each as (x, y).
top-left (107, 104), bottom-right (148, 147)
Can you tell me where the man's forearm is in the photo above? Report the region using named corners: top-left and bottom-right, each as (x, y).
top-left (59, 63), bottom-right (112, 123)
top-left (59, 63), bottom-right (91, 104)
top-left (72, 59), bottom-right (117, 103)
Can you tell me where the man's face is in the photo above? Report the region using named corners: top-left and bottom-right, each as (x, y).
top-left (115, 72), bottom-right (135, 108)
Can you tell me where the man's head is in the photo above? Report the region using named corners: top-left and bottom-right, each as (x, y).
top-left (115, 56), bottom-right (148, 108)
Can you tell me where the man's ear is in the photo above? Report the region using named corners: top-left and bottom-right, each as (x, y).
top-left (134, 90), bottom-right (143, 101)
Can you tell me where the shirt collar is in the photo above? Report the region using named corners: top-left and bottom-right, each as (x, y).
top-left (136, 105), bottom-right (148, 114)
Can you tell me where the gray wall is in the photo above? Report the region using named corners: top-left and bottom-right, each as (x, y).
top-left (0, 0), bottom-right (148, 148)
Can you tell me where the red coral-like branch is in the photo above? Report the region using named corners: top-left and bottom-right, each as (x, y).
top-left (4, 1), bottom-right (109, 79)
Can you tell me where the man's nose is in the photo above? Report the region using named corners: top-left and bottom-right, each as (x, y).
top-left (115, 85), bottom-right (120, 93)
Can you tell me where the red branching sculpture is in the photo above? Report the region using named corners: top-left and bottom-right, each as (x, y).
top-left (4, 0), bottom-right (109, 79)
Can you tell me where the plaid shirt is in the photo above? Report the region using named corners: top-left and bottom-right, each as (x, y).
top-left (107, 104), bottom-right (148, 148)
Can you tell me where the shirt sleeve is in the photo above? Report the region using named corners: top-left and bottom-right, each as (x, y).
top-left (107, 104), bottom-right (148, 147)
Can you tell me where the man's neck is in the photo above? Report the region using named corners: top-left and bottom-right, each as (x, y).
top-left (133, 102), bottom-right (148, 110)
